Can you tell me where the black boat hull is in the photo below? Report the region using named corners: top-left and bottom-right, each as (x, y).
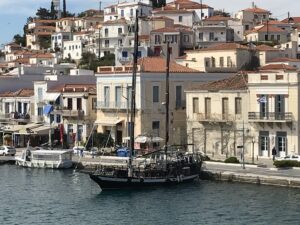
top-left (89, 174), bottom-right (199, 190)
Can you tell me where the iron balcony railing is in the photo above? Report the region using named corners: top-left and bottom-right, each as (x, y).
top-left (248, 112), bottom-right (293, 121)
top-left (195, 113), bottom-right (241, 122)
top-left (97, 101), bottom-right (129, 110)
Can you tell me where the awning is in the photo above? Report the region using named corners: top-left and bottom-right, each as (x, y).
top-left (31, 125), bottom-right (52, 135)
top-left (43, 105), bottom-right (53, 115)
top-left (43, 93), bottom-right (60, 102)
top-left (95, 119), bottom-right (123, 126)
top-left (135, 135), bottom-right (164, 143)
top-left (3, 125), bottom-right (24, 132)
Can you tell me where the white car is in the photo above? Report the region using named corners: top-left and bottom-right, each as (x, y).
top-left (276, 155), bottom-right (300, 161)
top-left (0, 146), bottom-right (16, 156)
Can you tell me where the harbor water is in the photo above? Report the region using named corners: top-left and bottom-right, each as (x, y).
top-left (1, 164), bottom-right (299, 225)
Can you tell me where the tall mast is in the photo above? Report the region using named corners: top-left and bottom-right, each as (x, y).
top-left (129, 10), bottom-right (139, 177)
top-left (164, 41), bottom-right (170, 164)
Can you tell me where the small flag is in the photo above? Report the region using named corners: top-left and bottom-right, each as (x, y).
top-left (257, 96), bottom-right (267, 103)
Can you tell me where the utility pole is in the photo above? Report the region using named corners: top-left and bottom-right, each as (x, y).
top-left (98, 26), bottom-right (101, 60)
top-left (200, 0), bottom-right (203, 21)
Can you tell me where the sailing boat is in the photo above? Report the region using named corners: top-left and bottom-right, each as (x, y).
top-left (89, 11), bottom-right (202, 190)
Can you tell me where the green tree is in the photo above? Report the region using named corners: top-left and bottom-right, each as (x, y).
top-left (50, 1), bottom-right (57, 19)
top-left (88, 132), bottom-right (114, 149)
top-left (152, 0), bottom-right (166, 8)
top-left (36, 7), bottom-right (52, 19)
top-left (79, 52), bottom-right (115, 71)
top-left (213, 10), bottom-right (231, 17)
top-left (63, 0), bottom-right (66, 17)
top-left (13, 34), bottom-right (26, 47)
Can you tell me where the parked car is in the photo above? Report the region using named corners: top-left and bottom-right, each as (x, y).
top-left (276, 155), bottom-right (300, 161)
top-left (0, 146), bottom-right (16, 156)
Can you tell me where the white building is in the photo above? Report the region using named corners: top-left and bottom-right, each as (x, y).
top-left (63, 40), bottom-right (83, 60)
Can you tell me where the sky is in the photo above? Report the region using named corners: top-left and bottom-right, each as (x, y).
top-left (0, 0), bottom-right (298, 46)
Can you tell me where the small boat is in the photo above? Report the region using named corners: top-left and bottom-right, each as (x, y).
top-left (89, 151), bottom-right (202, 190)
top-left (15, 149), bottom-right (73, 169)
top-left (88, 11), bottom-right (202, 190)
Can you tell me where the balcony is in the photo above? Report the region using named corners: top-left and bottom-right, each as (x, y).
top-left (97, 101), bottom-right (129, 111)
top-left (195, 113), bottom-right (240, 123)
top-left (52, 109), bottom-right (85, 118)
top-left (31, 115), bottom-right (44, 123)
top-left (248, 112), bottom-right (293, 122)
top-left (0, 113), bottom-right (11, 121)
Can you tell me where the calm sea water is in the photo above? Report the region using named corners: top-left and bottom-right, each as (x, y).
top-left (0, 164), bottom-right (299, 225)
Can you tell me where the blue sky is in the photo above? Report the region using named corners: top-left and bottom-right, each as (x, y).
top-left (0, 0), bottom-right (298, 46)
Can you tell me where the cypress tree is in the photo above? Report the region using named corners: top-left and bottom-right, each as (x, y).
top-left (63, 0), bottom-right (66, 17)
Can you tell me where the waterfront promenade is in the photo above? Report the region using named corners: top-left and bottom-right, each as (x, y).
top-left (2, 148), bottom-right (300, 188)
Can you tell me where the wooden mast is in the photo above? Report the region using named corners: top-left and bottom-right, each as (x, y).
top-left (164, 41), bottom-right (170, 167)
top-left (128, 10), bottom-right (139, 177)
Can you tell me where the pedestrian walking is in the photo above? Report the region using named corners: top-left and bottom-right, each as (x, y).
top-left (272, 147), bottom-right (277, 161)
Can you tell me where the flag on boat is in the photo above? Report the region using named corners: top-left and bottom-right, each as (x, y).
top-left (257, 96), bottom-right (267, 103)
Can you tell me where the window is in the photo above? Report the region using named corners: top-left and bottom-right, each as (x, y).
top-left (211, 57), bottom-right (216, 67)
top-left (122, 51), bottom-right (128, 58)
top-left (259, 131), bottom-right (269, 155)
top-left (183, 35), bottom-right (190, 42)
top-left (104, 86), bottom-right (110, 107)
top-left (270, 35), bottom-right (274, 41)
top-left (227, 56), bottom-right (232, 67)
top-left (118, 39), bottom-right (123, 46)
top-left (276, 132), bottom-right (287, 153)
top-left (92, 98), bottom-right (97, 110)
top-left (67, 98), bottom-right (73, 110)
top-left (115, 86), bottom-right (122, 108)
top-left (235, 97), bottom-right (242, 115)
top-left (121, 10), bottom-right (124, 17)
top-left (77, 125), bottom-right (83, 142)
top-left (219, 57), bottom-right (224, 67)
top-left (176, 86), bottom-right (182, 108)
top-left (205, 97), bottom-right (211, 119)
top-left (153, 86), bottom-right (159, 103)
top-left (77, 98), bottom-right (82, 110)
top-left (209, 32), bottom-right (214, 41)
top-left (277, 35), bottom-right (281, 41)
top-left (152, 121), bottom-right (160, 136)
top-left (222, 98), bottom-right (229, 120)
top-left (118, 28), bottom-right (122, 34)
top-left (38, 107), bottom-right (43, 116)
top-left (193, 97), bottom-right (199, 113)
top-left (37, 87), bottom-right (43, 101)
top-left (259, 95), bottom-right (268, 118)
top-left (199, 33), bottom-right (203, 41)
top-left (155, 35), bottom-right (161, 44)
top-left (165, 35), bottom-right (177, 43)
top-left (105, 40), bottom-right (109, 47)
top-left (104, 28), bottom-right (108, 37)
top-left (56, 115), bottom-right (61, 123)
top-left (179, 16), bottom-right (183, 22)
top-left (275, 95), bottom-right (285, 119)
top-left (265, 34), bottom-right (268, 41)
top-left (130, 8), bottom-right (134, 16)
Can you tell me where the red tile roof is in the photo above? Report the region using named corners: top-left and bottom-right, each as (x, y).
top-left (48, 84), bottom-right (96, 93)
top-left (243, 7), bottom-right (269, 13)
top-left (103, 18), bottom-right (129, 25)
top-left (187, 43), bottom-right (249, 52)
top-left (0, 89), bottom-right (34, 97)
top-left (267, 57), bottom-right (300, 63)
top-left (282, 17), bottom-right (300, 23)
top-left (255, 44), bottom-right (279, 51)
top-left (137, 57), bottom-right (199, 73)
top-left (204, 15), bottom-right (231, 21)
top-left (246, 25), bottom-right (285, 34)
top-left (259, 64), bottom-right (297, 71)
top-left (189, 74), bottom-right (248, 91)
